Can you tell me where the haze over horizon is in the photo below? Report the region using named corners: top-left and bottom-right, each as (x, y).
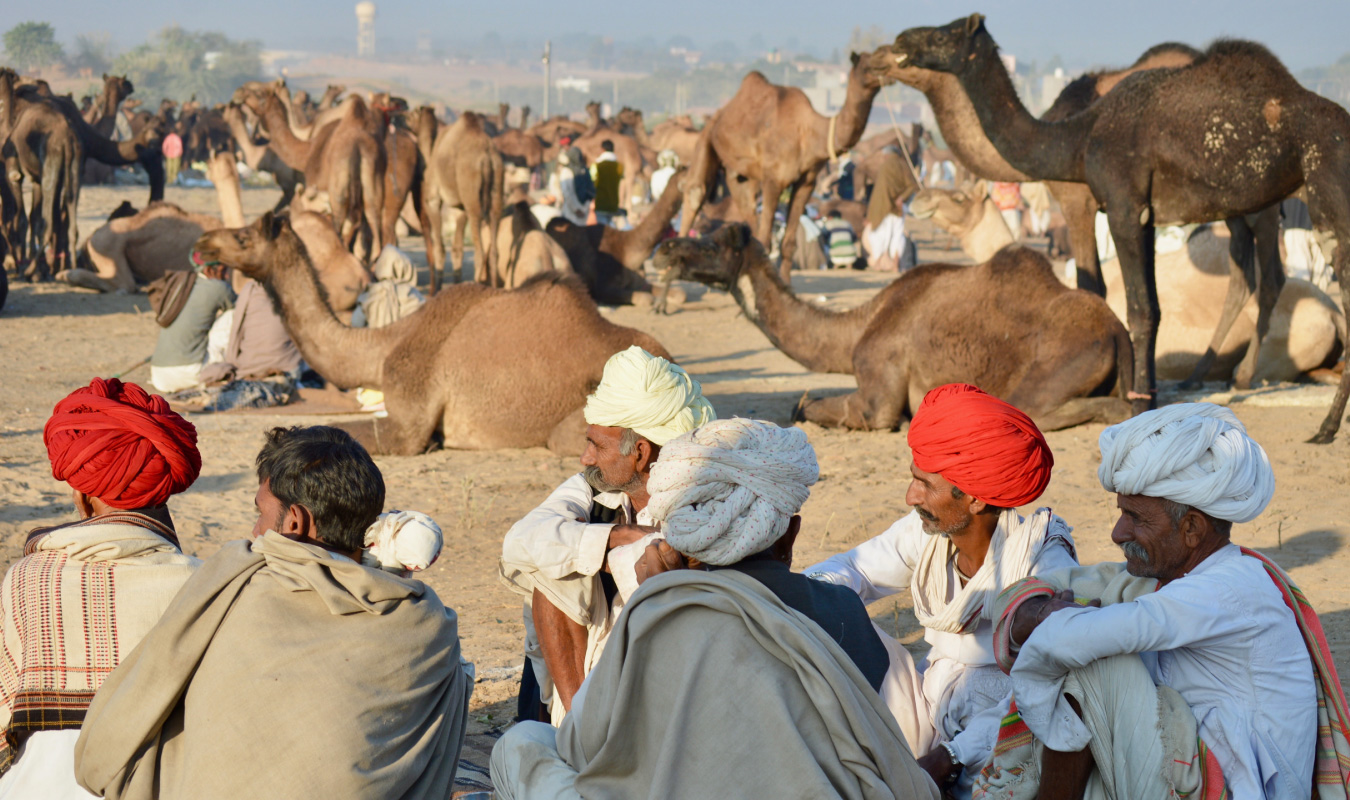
top-left (16, 0), bottom-right (1350, 72)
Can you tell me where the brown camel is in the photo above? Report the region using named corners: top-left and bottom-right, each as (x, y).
top-left (494, 127), bottom-right (547, 170)
top-left (79, 73), bottom-right (134, 184)
top-left (70, 151), bottom-right (368, 314)
top-left (574, 101), bottom-right (650, 208)
top-left (491, 201), bottom-right (574, 288)
top-left (678, 52), bottom-right (891, 283)
top-left (656, 223), bottom-right (1132, 431)
top-left (221, 101), bottom-right (300, 212)
top-left (911, 185), bottom-right (1344, 383)
top-left (892, 15), bottom-right (1350, 443)
top-left (317, 85), bottom-right (345, 111)
top-left (243, 89), bottom-right (386, 259)
top-left (193, 212), bottom-right (670, 455)
top-left (413, 107), bottom-right (503, 291)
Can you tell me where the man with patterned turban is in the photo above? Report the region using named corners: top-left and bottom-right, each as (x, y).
top-left (500, 346), bottom-right (715, 724)
top-left (978, 403), bottom-right (1344, 800)
top-left (491, 419), bottom-right (940, 800)
top-left (805, 383), bottom-right (1078, 797)
top-left (0, 379), bottom-right (201, 798)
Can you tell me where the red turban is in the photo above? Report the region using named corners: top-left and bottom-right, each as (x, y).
top-left (44, 378), bottom-right (201, 509)
top-left (907, 384), bottom-right (1052, 508)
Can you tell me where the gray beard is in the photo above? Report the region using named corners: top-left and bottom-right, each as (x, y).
top-left (584, 465), bottom-right (641, 496)
top-left (1120, 541), bottom-right (1151, 564)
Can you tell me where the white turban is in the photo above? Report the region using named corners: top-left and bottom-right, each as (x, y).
top-left (1097, 403), bottom-right (1275, 523)
top-left (583, 346), bottom-right (715, 446)
top-left (361, 510), bottom-right (443, 574)
top-left (647, 419), bottom-right (819, 566)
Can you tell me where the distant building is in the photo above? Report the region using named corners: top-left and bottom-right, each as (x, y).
top-left (356, 1), bottom-right (376, 58)
top-left (557, 76), bottom-right (591, 93)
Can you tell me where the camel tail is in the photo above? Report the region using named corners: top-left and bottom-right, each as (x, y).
top-left (482, 150), bottom-right (504, 277)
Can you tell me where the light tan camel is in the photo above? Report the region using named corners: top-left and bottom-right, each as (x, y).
top-left (656, 223), bottom-right (1132, 431)
top-left (69, 151), bottom-right (368, 315)
top-left (678, 53), bottom-right (891, 282)
top-left (193, 212), bottom-right (670, 455)
top-left (413, 107), bottom-right (504, 291)
top-left (490, 202), bottom-right (574, 288)
top-left (910, 185), bottom-right (1345, 383)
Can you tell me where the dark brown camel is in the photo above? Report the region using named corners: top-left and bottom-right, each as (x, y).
top-left (656, 223), bottom-right (1133, 431)
top-left (892, 14), bottom-right (1350, 443)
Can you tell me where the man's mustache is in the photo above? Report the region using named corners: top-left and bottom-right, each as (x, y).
top-left (1120, 541), bottom-right (1150, 564)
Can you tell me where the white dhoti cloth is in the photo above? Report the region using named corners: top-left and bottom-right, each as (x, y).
top-left (0, 730), bottom-right (95, 800)
top-left (865, 215), bottom-right (908, 260)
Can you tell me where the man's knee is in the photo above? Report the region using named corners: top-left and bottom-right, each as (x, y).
top-left (490, 721), bottom-right (564, 800)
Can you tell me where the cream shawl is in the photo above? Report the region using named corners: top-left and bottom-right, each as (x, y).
top-left (74, 532), bottom-right (470, 800)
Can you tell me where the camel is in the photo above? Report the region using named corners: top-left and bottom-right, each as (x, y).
top-left (1, 69), bottom-right (82, 278)
top-left (68, 151), bottom-right (368, 314)
top-left (79, 73), bottom-right (134, 184)
top-left (490, 201), bottom-right (574, 288)
top-left (243, 89), bottom-right (386, 259)
top-left (891, 16), bottom-right (1350, 442)
top-left (193, 212), bottom-right (671, 455)
top-left (317, 85), bottom-right (345, 111)
top-left (657, 223), bottom-right (1131, 430)
top-left (221, 102), bottom-right (300, 212)
top-left (678, 52), bottom-right (891, 283)
top-left (413, 107), bottom-right (503, 291)
top-left (911, 185), bottom-right (1345, 383)
top-left (494, 127), bottom-right (547, 170)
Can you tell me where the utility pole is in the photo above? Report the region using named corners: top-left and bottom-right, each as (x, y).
top-left (613, 78), bottom-right (619, 113)
top-left (542, 40), bottom-right (551, 119)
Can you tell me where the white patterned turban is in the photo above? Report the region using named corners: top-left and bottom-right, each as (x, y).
top-left (583, 346), bottom-right (716, 446)
top-left (361, 510), bottom-right (443, 574)
top-left (647, 419), bottom-right (819, 565)
top-left (1097, 403), bottom-right (1275, 523)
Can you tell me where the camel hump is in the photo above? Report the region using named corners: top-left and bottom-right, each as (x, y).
top-left (1197, 39), bottom-right (1292, 78)
top-left (515, 270), bottom-right (591, 298)
top-left (983, 245), bottom-right (1062, 283)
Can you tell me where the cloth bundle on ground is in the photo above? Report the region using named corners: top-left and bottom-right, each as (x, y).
top-left (353, 246), bottom-right (424, 329)
top-left (363, 510), bottom-right (443, 575)
top-left (582, 346), bottom-right (714, 446)
top-left (74, 532), bottom-right (471, 800)
top-left (646, 418), bottom-right (818, 565)
top-left (490, 569), bottom-right (940, 800)
top-left (44, 378), bottom-right (201, 510)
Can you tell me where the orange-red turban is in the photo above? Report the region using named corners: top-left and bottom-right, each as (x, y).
top-left (44, 378), bottom-right (201, 509)
top-left (907, 384), bottom-right (1052, 508)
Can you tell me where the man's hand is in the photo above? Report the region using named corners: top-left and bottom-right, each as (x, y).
top-left (1010, 589), bottom-right (1100, 646)
top-left (916, 746), bottom-right (957, 788)
top-left (607, 523), bottom-right (658, 550)
top-left (634, 540), bottom-right (700, 585)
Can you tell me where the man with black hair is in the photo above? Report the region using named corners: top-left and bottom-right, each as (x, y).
top-left (590, 139), bottom-right (623, 227)
top-left (75, 426), bottom-right (472, 800)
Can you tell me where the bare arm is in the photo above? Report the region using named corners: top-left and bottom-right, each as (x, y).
top-left (533, 589), bottom-right (588, 712)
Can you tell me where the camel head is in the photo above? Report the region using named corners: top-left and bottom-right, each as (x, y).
top-left (653, 224), bottom-right (761, 290)
top-left (848, 49), bottom-right (891, 93)
top-left (908, 183), bottom-right (988, 234)
top-left (891, 13), bottom-right (988, 75)
top-left (192, 212), bottom-right (290, 282)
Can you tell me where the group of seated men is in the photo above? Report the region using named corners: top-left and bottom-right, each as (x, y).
top-left (1, 347), bottom-right (1345, 799)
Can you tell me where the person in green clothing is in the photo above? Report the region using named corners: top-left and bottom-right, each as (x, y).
top-left (149, 262), bottom-right (234, 393)
top-left (589, 140), bottom-right (624, 227)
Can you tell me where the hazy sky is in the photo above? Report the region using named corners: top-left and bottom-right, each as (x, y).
top-left (23, 0), bottom-right (1350, 71)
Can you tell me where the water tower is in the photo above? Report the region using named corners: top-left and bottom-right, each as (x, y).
top-left (356, 1), bottom-right (376, 57)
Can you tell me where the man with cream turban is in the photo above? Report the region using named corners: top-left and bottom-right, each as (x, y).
top-left (491, 419), bottom-right (939, 800)
top-left (499, 346), bottom-right (715, 724)
top-left (0, 379), bottom-right (202, 798)
top-left (977, 403), bottom-right (1343, 800)
top-left (805, 384), bottom-right (1078, 797)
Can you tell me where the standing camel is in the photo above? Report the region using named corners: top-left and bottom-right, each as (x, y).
top-left (221, 102), bottom-right (300, 212)
top-left (892, 15), bottom-right (1350, 443)
top-left (678, 51), bottom-right (891, 283)
top-left (413, 107), bottom-right (503, 292)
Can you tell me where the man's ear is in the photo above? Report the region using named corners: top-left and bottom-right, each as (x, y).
top-left (966, 493), bottom-right (989, 517)
top-left (72, 488), bottom-right (96, 520)
top-left (773, 515), bottom-right (802, 567)
top-left (1179, 509), bottom-right (1205, 548)
top-left (279, 502), bottom-right (316, 540)
top-left (634, 438), bottom-right (659, 473)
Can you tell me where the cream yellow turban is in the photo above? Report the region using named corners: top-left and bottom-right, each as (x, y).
top-left (583, 346), bottom-right (715, 445)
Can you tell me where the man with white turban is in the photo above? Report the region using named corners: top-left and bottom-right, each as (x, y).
top-left (490, 419), bottom-right (940, 800)
top-left (499, 346), bottom-right (715, 724)
top-left (979, 403), bottom-right (1346, 800)
top-left (804, 384), bottom-right (1078, 798)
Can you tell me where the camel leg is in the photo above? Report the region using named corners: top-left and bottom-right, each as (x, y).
top-left (338, 392), bottom-right (441, 456)
top-left (777, 176), bottom-right (814, 283)
top-left (331, 179), bottom-right (355, 251)
top-left (423, 194), bottom-right (445, 293)
top-left (361, 149), bottom-right (385, 258)
top-left (755, 177), bottom-right (782, 274)
top-left (677, 131), bottom-right (719, 237)
top-left (798, 345), bottom-right (910, 431)
top-left (1305, 152), bottom-right (1350, 444)
top-left (451, 213), bottom-right (469, 285)
top-left (1232, 206), bottom-right (1285, 389)
top-left (1105, 200), bottom-right (1160, 415)
top-left (1177, 215), bottom-right (1259, 389)
top-left (61, 154), bottom-right (80, 275)
top-left (1048, 181), bottom-right (1102, 295)
top-left (546, 408), bottom-right (588, 457)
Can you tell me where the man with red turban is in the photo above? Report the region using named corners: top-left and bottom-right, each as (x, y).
top-left (805, 383), bottom-right (1078, 799)
top-left (0, 379), bottom-right (201, 798)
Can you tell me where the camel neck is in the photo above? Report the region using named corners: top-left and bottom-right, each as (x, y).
top-left (732, 255), bottom-right (882, 375)
top-left (953, 32), bottom-right (1094, 182)
top-left (914, 70), bottom-right (1029, 183)
top-left (962, 198), bottom-right (1017, 262)
top-left (225, 113), bottom-right (269, 169)
top-left (630, 177), bottom-right (683, 249)
top-left (826, 72), bottom-right (881, 159)
top-left (260, 96), bottom-right (311, 172)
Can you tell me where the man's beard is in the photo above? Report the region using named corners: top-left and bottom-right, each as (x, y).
top-left (1120, 541), bottom-right (1159, 577)
top-left (917, 507), bottom-right (970, 538)
top-left (584, 465), bottom-right (642, 495)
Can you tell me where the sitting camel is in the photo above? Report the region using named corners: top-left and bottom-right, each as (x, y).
top-left (489, 201), bottom-right (574, 288)
top-left (68, 152), bottom-right (368, 315)
top-left (193, 213), bottom-right (671, 455)
top-left (909, 185), bottom-right (1345, 383)
top-left (655, 223), bottom-right (1133, 432)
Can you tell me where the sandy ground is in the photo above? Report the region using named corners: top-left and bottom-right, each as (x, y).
top-left (3, 185), bottom-right (1349, 754)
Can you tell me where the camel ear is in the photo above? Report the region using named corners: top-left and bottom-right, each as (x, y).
top-left (966, 13), bottom-right (986, 35)
top-left (850, 51), bottom-right (861, 68)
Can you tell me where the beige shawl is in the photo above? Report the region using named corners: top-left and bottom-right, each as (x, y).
top-left (75, 532), bottom-right (470, 800)
top-left (553, 569), bottom-right (939, 799)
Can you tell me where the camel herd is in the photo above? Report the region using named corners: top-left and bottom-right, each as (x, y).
top-left (2, 13), bottom-right (1348, 451)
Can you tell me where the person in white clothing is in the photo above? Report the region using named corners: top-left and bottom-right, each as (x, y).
top-left (649, 149), bottom-right (679, 202)
top-left (985, 403), bottom-right (1333, 800)
top-left (546, 145), bottom-right (589, 226)
top-left (498, 346), bottom-right (715, 724)
top-left (805, 383), bottom-right (1076, 797)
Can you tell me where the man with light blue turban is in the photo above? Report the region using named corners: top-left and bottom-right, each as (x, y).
top-left (499, 346), bottom-right (714, 724)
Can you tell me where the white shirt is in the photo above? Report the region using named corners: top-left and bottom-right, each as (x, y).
top-left (806, 510), bottom-right (1077, 768)
top-left (1019, 544), bottom-right (1316, 800)
top-left (650, 166), bottom-right (677, 201)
